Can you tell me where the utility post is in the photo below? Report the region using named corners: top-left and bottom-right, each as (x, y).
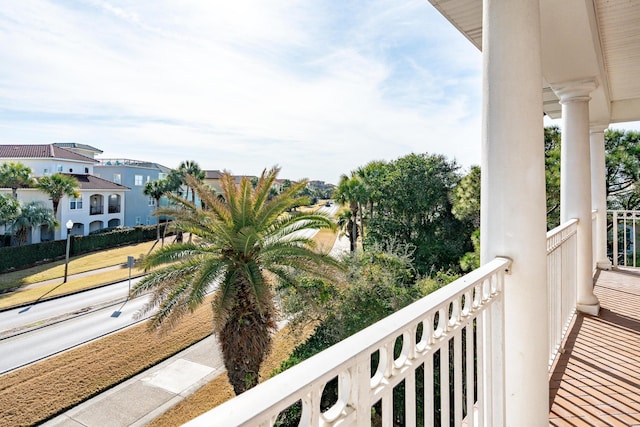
top-left (127, 256), bottom-right (135, 297)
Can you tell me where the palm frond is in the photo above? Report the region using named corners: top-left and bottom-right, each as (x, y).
top-left (239, 177), bottom-right (254, 228)
top-left (138, 242), bottom-right (203, 271)
top-left (251, 167), bottom-right (278, 214)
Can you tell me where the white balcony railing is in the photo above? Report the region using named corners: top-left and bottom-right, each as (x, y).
top-left (610, 210), bottom-right (640, 267)
top-left (185, 257), bottom-right (512, 427)
top-left (592, 209), bottom-right (597, 270)
top-left (546, 219), bottom-right (578, 370)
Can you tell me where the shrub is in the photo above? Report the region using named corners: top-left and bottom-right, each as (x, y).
top-left (0, 224), bottom-right (166, 273)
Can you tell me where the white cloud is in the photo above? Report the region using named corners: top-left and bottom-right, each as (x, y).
top-left (0, 0), bottom-right (483, 183)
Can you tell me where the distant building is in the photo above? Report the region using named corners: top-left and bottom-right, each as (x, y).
top-left (0, 144), bottom-right (128, 242)
top-left (94, 159), bottom-right (171, 227)
top-left (203, 170), bottom-right (259, 195)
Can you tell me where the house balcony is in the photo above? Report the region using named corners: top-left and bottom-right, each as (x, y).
top-left (183, 210), bottom-right (640, 426)
top-left (90, 206), bottom-right (104, 215)
top-left (549, 266), bottom-right (640, 425)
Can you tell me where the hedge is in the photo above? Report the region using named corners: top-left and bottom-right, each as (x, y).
top-left (0, 224), bottom-right (167, 273)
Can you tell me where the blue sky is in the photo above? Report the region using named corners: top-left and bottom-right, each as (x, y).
top-left (0, 1), bottom-right (636, 184)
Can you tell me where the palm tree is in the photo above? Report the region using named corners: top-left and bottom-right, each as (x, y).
top-left (178, 160), bottom-right (206, 205)
top-left (356, 160), bottom-right (387, 223)
top-left (333, 174), bottom-right (362, 251)
top-left (177, 161), bottom-right (206, 243)
top-left (11, 201), bottom-right (57, 245)
top-left (143, 178), bottom-right (169, 241)
top-left (0, 193), bottom-right (20, 237)
top-left (336, 208), bottom-right (358, 249)
top-left (131, 167), bottom-right (341, 395)
top-left (0, 162), bottom-right (35, 199)
top-left (35, 173), bottom-right (80, 218)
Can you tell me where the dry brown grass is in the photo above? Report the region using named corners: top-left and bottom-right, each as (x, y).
top-left (0, 301), bottom-right (213, 427)
top-left (314, 227), bottom-right (339, 254)
top-left (149, 323), bottom-right (317, 427)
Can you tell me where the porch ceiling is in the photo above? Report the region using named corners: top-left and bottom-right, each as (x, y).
top-left (428, 0), bottom-right (640, 125)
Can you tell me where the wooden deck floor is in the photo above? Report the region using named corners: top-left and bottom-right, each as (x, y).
top-left (549, 267), bottom-right (640, 426)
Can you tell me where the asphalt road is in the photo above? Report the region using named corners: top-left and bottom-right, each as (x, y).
top-left (0, 279), bottom-right (150, 374)
top-left (0, 202), bottom-right (340, 374)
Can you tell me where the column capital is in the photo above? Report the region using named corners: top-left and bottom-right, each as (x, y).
top-left (550, 78), bottom-right (598, 103)
top-left (590, 123), bottom-right (608, 134)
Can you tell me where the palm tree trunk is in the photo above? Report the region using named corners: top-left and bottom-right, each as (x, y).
top-left (154, 197), bottom-right (161, 241)
top-left (218, 281), bottom-right (276, 395)
top-left (188, 186), bottom-right (194, 243)
top-left (351, 202), bottom-right (358, 251)
top-left (358, 201), bottom-right (364, 242)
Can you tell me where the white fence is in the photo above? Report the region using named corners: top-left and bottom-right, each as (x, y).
top-left (546, 220), bottom-right (578, 369)
top-left (185, 257), bottom-right (511, 427)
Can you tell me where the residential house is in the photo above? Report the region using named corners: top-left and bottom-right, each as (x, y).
top-left (94, 159), bottom-right (171, 227)
top-left (0, 144), bottom-right (127, 242)
top-left (203, 170), bottom-right (259, 195)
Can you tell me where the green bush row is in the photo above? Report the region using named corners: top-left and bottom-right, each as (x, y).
top-left (0, 224), bottom-right (167, 273)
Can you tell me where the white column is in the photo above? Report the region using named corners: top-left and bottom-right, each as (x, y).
top-left (591, 125), bottom-right (612, 270)
top-left (480, 0), bottom-right (548, 424)
top-left (553, 79), bottom-right (601, 315)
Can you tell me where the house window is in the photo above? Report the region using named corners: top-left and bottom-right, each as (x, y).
top-left (146, 175), bottom-right (151, 183)
top-left (135, 216), bottom-right (141, 225)
top-left (43, 168), bottom-right (49, 175)
top-left (57, 164), bottom-right (63, 172)
top-left (85, 167), bottom-right (89, 174)
top-left (113, 174), bottom-right (121, 184)
top-left (70, 197), bottom-right (83, 210)
top-left (134, 175), bottom-right (143, 186)
top-left (148, 197), bottom-right (156, 206)
top-left (146, 217), bottom-right (151, 225)
top-left (158, 173), bottom-right (167, 179)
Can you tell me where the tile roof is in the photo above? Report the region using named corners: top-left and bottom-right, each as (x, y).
top-left (66, 174), bottom-right (130, 191)
top-left (53, 142), bottom-right (103, 154)
top-left (204, 170), bottom-right (223, 179)
top-left (0, 144), bottom-right (97, 163)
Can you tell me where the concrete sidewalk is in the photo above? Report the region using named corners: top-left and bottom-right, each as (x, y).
top-left (42, 335), bottom-right (224, 427)
top-left (41, 235), bottom-right (351, 427)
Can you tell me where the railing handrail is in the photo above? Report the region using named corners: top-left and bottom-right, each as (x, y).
top-left (546, 219), bottom-right (578, 370)
top-left (546, 219), bottom-right (578, 254)
top-left (184, 257), bottom-right (511, 427)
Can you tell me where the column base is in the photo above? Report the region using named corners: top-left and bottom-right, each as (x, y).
top-left (577, 302), bottom-right (600, 316)
top-left (596, 259), bottom-right (612, 270)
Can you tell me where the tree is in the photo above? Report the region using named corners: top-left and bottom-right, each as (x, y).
top-left (544, 127), bottom-right (640, 219)
top-left (336, 208), bottom-right (358, 249)
top-left (36, 174), bottom-right (80, 219)
top-left (177, 160), bottom-right (206, 205)
top-left (333, 175), bottom-right (362, 251)
top-left (0, 193), bottom-right (20, 234)
top-left (355, 160), bottom-right (388, 222)
top-left (143, 178), bottom-right (169, 241)
top-left (11, 201), bottom-right (57, 245)
top-left (365, 153), bottom-right (471, 274)
top-left (0, 162), bottom-right (35, 199)
top-left (545, 126), bottom-right (562, 229)
top-left (130, 167), bottom-right (341, 395)
top-left (451, 165), bottom-right (481, 228)
top-left (605, 129), bottom-right (640, 209)
top-left (166, 169), bottom-right (185, 197)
